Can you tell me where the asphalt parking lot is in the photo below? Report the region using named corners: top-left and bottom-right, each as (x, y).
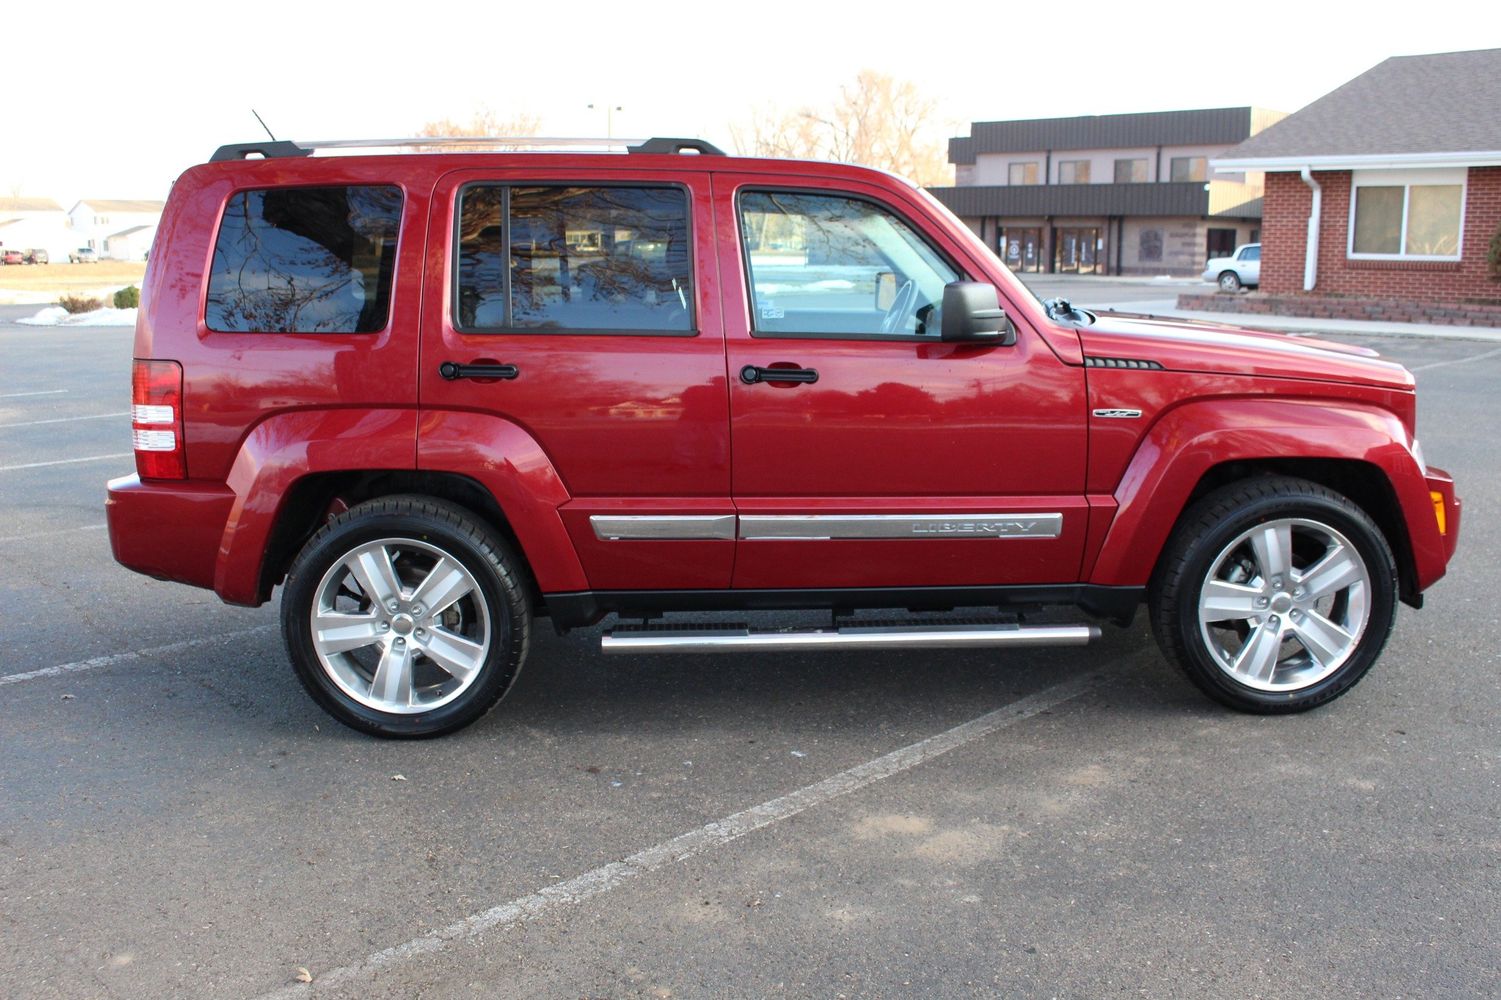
top-left (2, 304), bottom-right (1498, 999)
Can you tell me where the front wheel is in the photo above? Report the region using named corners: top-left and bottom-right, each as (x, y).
top-left (280, 496), bottom-right (531, 738)
top-left (1150, 477), bottom-right (1397, 713)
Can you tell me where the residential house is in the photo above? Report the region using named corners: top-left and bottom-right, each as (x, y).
top-left (104, 224), bottom-right (157, 261)
top-left (0, 196), bottom-right (73, 260)
top-left (927, 107), bottom-right (1284, 276)
top-left (68, 199), bottom-right (165, 257)
top-left (1203, 48), bottom-right (1501, 324)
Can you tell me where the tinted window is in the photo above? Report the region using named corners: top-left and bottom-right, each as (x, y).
top-left (206, 186), bottom-right (401, 333)
top-left (1170, 156), bottom-right (1207, 182)
top-left (455, 186), bottom-right (692, 332)
top-left (1114, 158), bottom-right (1148, 183)
top-left (738, 191), bottom-right (959, 338)
top-left (1241, 245), bottom-right (1260, 261)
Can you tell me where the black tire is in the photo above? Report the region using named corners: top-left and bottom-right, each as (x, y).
top-left (280, 495), bottom-right (531, 738)
top-left (1149, 476), bottom-right (1397, 713)
top-left (1217, 270), bottom-right (1242, 292)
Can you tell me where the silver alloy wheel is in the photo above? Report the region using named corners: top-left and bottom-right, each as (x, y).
top-left (309, 537), bottom-right (491, 714)
top-left (1197, 517), bottom-right (1371, 692)
top-left (1219, 271), bottom-right (1241, 291)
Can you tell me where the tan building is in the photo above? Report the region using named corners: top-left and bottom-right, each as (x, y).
top-left (928, 107), bottom-right (1284, 276)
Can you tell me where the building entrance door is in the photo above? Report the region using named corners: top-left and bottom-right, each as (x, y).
top-left (1207, 227), bottom-right (1237, 261)
top-left (999, 227), bottom-right (1041, 273)
top-left (1055, 228), bottom-right (1100, 274)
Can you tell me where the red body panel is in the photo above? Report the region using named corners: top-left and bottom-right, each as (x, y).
top-left (105, 148), bottom-right (1458, 614)
top-left (1083, 398), bottom-right (1448, 591)
top-left (217, 409), bottom-right (419, 604)
top-left (558, 498), bottom-right (736, 590)
top-left (106, 476), bottom-right (235, 590)
top-left (417, 167), bottom-right (732, 590)
top-left (415, 410), bottom-right (586, 593)
top-left (137, 159), bottom-right (430, 481)
top-left (711, 171), bottom-right (1089, 589)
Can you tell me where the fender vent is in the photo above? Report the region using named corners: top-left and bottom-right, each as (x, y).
top-left (1083, 356), bottom-right (1164, 370)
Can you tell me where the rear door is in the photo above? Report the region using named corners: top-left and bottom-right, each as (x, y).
top-left (418, 166), bottom-right (733, 590)
top-left (712, 172), bottom-right (1089, 591)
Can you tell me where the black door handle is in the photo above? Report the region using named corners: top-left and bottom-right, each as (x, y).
top-left (440, 361), bottom-right (519, 381)
top-left (740, 365), bottom-right (818, 385)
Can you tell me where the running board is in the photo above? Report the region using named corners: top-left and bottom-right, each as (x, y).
top-left (600, 620), bottom-right (1101, 655)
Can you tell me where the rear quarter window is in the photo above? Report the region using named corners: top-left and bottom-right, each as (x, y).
top-left (205, 185), bottom-right (402, 333)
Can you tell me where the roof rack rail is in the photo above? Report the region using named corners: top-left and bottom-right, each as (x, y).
top-left (209, 136), bottom-right (727, 162)
top-left (627, 137), bottom-right (726, 156)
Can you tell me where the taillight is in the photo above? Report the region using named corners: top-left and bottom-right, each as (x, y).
top-left (131, 359), bottom-right (185, 479)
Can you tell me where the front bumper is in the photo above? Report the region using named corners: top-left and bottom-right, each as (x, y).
top-left (106, 474), bottom-right (236, 592)
top-left (1424, 465), bottom-right (1461, 570)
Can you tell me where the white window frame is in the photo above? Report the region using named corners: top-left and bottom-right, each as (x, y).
top-left (1008, 161), bottom-right (1040, 186)
top-left (1347, 168), bottom-right (1467, 261)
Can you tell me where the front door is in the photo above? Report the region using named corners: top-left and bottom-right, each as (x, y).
top-left (1207, 228), bottom-right (1236, 261)
top-left (1055, 228), bottom-right (1100, 274)
top-left (713, 174), bottom-right (1089, 591)
top-left (419, 167), bottom-right (733, 590)
top-left (999, 227), bottom-right (1041, 273)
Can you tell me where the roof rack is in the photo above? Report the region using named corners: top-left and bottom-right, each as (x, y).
top-left (209, 136), bottom-right (727, 162)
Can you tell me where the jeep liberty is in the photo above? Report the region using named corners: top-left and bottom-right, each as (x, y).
top-left (105, 136), bottom-right (1461, 737)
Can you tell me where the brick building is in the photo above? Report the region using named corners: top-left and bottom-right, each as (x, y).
top-left (927, 107), bottom-right (1285, 276)
top-left (1199, 48), bottom-right (1501, 324)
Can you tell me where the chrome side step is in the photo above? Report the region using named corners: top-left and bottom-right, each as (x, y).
top-left (600, 621), bottom-right (1101, 655)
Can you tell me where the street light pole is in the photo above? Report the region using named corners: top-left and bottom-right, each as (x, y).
top-left (588, 103), bottom-right (624, 138)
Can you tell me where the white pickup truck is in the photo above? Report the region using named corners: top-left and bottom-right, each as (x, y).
top-left (1202, 243), bottom-right (1260, 291)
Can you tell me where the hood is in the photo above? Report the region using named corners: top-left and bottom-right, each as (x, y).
top-left (1078, 312), bottom-right (1414, 391)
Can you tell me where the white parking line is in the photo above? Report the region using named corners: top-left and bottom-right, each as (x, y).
top-left (0, 411), bottom-right (128, 429)
top-left (0, 452), bottom-right (132, 472)
top-left (0, 523), bottom-right (108, 544)
top-left (0, 389), bottom-right (68, 399)
top-left (0, 625), bottom-right (276, 687)
top-left (255, 669), bottom-right (1102, 999)
top-left (1411, 345), bottom-right (1501, 372)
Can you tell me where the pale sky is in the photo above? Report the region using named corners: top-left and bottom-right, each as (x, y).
top-left (4, 0), bottom-right (1497, 205)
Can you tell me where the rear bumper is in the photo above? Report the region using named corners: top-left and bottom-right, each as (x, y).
top-left (106, 475), bottom-right (235, 593)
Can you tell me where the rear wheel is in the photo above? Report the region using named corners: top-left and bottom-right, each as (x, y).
top-left (1217, 270), bottom-right (1242, 292)
top-left (1150, 477), bottom-right (1397, 713)
top-left (281, 496), bottom-right (530, 737)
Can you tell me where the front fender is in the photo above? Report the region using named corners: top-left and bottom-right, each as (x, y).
top-left (216, 408), bottom-right (418, 604)
top-left (1086, 398), bottom-right (1442, 589)
top-left (417, 410), bottom-right (586, 593)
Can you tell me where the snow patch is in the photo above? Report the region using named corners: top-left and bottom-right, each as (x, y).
top-left (17, 306), bottom-right (137, 327)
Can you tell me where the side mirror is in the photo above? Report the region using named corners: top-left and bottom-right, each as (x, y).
top-left (940, 281), bottom-right (1014, 344)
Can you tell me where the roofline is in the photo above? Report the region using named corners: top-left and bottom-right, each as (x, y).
top-left (1213, 150), bottom-right (1501, 172)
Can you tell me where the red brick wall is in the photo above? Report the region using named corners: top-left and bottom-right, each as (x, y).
top-left (1261, 167), bottom-right (1501, 303)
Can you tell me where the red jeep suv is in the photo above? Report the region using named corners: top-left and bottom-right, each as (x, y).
top-left (106, 137), bottom-right (1460, 737)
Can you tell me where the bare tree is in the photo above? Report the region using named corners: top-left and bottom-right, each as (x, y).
top-left (732, 71), bottom-right (950, 186)
top-left (415, 110), bottom-right (544, 150)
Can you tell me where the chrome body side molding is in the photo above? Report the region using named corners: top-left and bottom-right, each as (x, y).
top-left (737, 513), bottom-right (1063, 540)
top-left (589, 515), bottom-right (737, 541)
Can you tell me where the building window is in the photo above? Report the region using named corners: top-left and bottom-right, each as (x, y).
top-left (1114, 158), bottom-right (1148, 183)
top-left (1349, 169), bottom-right (1465, 259)
top-left (1058, 160), bottom-right (1090, 184)
top-left (1008, 162), bottom-right (1039, 186)
top-left (1169, 157), bottom-right (1207, 182)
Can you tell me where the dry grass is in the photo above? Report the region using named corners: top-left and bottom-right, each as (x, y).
top-left (0, 261), bottom-right (148, 294)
